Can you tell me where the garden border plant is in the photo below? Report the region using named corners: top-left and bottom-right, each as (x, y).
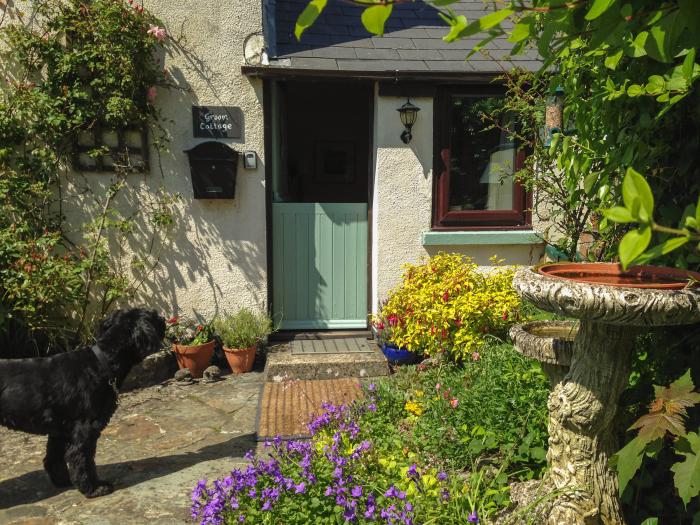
top-left (0, 0), bottom-right (181, 353)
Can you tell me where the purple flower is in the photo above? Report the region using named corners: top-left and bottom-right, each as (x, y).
top-left (367, 402), bottom-right (377, 412)
top-left (468, 510), bottom-right (479, 523)
top-left (437, 471), bottom-right (447, 482)
top-left (351, 485), bottom-right (363, 498)
top-left (294, 481), bottom-right (307, 494)
top-left (407, 464), bottom-right (419, 478)
top-left (368, 383), bottom-right (376, 391)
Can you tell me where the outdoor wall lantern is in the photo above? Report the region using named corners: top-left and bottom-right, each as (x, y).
top-left (397, 98), bottom-right (420, 144)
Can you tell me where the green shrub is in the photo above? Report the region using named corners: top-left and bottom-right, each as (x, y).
top-left (364, 343), bottom-right (550, 477)
top-left (212, 309), bottom-right (274, 349)
top-left (372, 253), bottom-right (522, 361)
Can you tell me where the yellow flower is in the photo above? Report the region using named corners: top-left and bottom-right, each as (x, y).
top-left (414, 390), bottom-right (424, 398)
top-left (404, 400), bottom-right (424, 416)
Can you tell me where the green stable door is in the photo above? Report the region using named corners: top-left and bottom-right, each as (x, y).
top-left (269, 80), bottom-right (372, 330)
top-left (272, 203), bottom-right (368, 330)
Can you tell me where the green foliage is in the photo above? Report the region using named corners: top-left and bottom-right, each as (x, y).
top-left (372, 253), bottom-right (522, 361)
top-left (605, 169), bottom-right (700, 268)
top-left (212, 309), bottom-right (275, 349)
top-left (613, 370), bottom-right (700, 511)
top-left (365, 343), bottom-right (550, 477)
top-left (0, 0), bottom-right (177, 351)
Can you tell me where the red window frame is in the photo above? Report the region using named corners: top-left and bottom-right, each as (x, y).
top-left (432, 86), bottom-right (531, 231)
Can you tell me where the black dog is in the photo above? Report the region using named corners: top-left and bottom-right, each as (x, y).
top-left (0, 308), bottom-right (165, 498)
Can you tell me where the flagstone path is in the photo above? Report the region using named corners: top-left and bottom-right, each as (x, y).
top-left (0, 371), bottom-right (263, 525)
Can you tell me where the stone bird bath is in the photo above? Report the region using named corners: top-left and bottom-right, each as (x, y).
top-left (512, 262), bottom-right (700, 525)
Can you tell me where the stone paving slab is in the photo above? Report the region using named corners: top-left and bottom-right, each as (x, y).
top-left (0, 371), bottom-right (264, 525)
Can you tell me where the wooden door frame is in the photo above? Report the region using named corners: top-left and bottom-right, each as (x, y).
top-left (262, 77), bottom-right (374, 329)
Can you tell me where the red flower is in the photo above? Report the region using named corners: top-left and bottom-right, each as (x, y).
top-left (166, 316), bottom-right (178, 325)
top-left (454, 318), bottom-right (462, 327)
top-left (502, 311), bottom-right (509, 321)
top-left (441, 328), bottom-right (447, 339)
top-left (196, 325), bottom-right (203, 331)
top-left (376, 321), bottom-right (385, 330)
top-left (443, 291), bottom-right (449, 302)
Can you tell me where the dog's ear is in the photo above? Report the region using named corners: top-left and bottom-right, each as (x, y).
top-left (98, 309), bottom-right (123, 337)
top-left (132, 310), bottom-right (166, 356)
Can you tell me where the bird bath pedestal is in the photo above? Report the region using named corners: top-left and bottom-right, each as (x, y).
top-left (513, 263), bottom-right (700, 525)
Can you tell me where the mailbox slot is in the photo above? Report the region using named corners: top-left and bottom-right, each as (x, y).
top-left (185, 141), bottom-right (238, 199)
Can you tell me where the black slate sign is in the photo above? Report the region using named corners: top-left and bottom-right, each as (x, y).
top-left (192, 106), bottom-right (243, 139)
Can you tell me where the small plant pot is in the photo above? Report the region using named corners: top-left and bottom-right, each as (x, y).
top-left (223, 345), bottom-right (256, 374)
top-left (381, 342), bottom-right (420, 365)
top-left (172, 341), bottom-right (215, 378)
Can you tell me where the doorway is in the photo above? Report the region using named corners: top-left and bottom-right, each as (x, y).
top-left (268, 80), bottom-right (372, 329)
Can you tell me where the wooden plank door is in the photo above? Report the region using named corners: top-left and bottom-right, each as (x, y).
top-left (272, 202), bottom-right (368, 329)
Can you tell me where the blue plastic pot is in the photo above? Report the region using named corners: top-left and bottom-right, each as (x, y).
top-left (380, 342), bottom-right (421, 365)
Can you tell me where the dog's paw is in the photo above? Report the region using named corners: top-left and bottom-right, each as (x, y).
top-left (84, 482), bottom-right (114, 498)
top-left (47, 471), bottom-right (72, 488)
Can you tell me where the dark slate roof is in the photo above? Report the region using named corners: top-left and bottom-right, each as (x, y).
top-left (267, 0), bottom-right (540, 73)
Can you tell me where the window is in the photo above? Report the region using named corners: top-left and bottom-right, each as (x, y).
top-left (433, 87), bottom-right (529, 230)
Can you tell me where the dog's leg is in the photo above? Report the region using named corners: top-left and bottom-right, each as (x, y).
top-left (43, 434), bottom-right (71, 487)
top-left (66, 424), bottom-right (113, 498)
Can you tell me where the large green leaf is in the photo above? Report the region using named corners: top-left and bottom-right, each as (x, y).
top-left (619, 225), bottom-right (651, 269)
top-left (294, 0), bottom-right (328, 41)
top-left (443, 8), bottom-right (512, 42)
top-left (585, 0), bottom-right (617, 21)
top-left (612, 435), bottom-right (652, 495)
top-left (645, 10), bottom-right (684, 63)
top-left (622, 167), bottom-right (654, 222)
top-left (603, 206), bottom-right (635, 223)
top-left (361, 4), bottom-right (393, 36)
top-left (672, 432), bottom-right (700, 506)
top-left (508, 19), bottom-right (533, 43)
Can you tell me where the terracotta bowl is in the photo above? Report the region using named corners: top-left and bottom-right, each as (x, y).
top-left (537, 262), bottom-right (700, 290)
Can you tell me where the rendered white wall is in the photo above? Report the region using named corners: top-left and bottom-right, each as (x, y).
top-left (371, 93), bottom-right (544, 312)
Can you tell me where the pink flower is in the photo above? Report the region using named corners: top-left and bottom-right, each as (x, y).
top-left (435, 383), bottom-right (441, 391)
top-left (147, 24), bottom-right (167, 41)
top-left (450, 398), bottom-right (459, 408)
top-left (471, 351), bottom-right (480, 361)
top-left (147, 85), bottom-right (157, 103)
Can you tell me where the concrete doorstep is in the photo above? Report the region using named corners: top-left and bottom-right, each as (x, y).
top-left (263, 339), bottom-right (390, 382)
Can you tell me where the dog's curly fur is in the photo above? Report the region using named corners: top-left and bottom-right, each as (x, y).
top-left (0, 308), bottom-right (165, 498)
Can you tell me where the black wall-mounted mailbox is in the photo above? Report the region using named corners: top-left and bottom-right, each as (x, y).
top-left (185, 141), bottom-right (238, 199)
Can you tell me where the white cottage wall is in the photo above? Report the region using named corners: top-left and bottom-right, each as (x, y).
top-left (58, 0), bottom-right (269, 320)
top-left (372, 93), bottom-right (545, 312)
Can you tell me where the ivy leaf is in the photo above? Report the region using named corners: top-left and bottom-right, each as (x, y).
top-left (361, 4), bottom-right (393, 36)
top-left (585, 0), bottom-right (616, 20)
top-left (640, 519), bottom-right (659, 525)
top-left (295, 0), bottom-right (328, 41)
top-left (671, 432), bottom-right (700, 506)
top-left (622, 167), bottom-right (654, 223)
top-left (612, 435), bottom-right (654, 495)
top-left (619, 226), bottom-right (651, 269)
top-left (603, 206), bottom-right (635, 223)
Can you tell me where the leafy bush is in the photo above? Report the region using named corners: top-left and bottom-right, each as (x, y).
top-left (365, 343), bottom-right (550, 478)
top-left (0, 0), bottom-right (176, 353)
top-left (212, 309), bottom-right (274, 349)
top-left (190, 342), bottom-right (550, 524)
top-left (373, 253), bottom-right (522, 360)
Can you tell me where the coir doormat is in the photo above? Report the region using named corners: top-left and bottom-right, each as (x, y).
top-left (256, 378), bottom-right (364, 440)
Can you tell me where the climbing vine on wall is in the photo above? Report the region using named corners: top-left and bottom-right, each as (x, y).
top-left (0, 0), bottom-right (179, 353)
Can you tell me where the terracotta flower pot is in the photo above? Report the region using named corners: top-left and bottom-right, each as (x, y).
top-left (172, 340), bottom-right (215, 378)
top-left (223, 345), bottom-right (256, 374)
